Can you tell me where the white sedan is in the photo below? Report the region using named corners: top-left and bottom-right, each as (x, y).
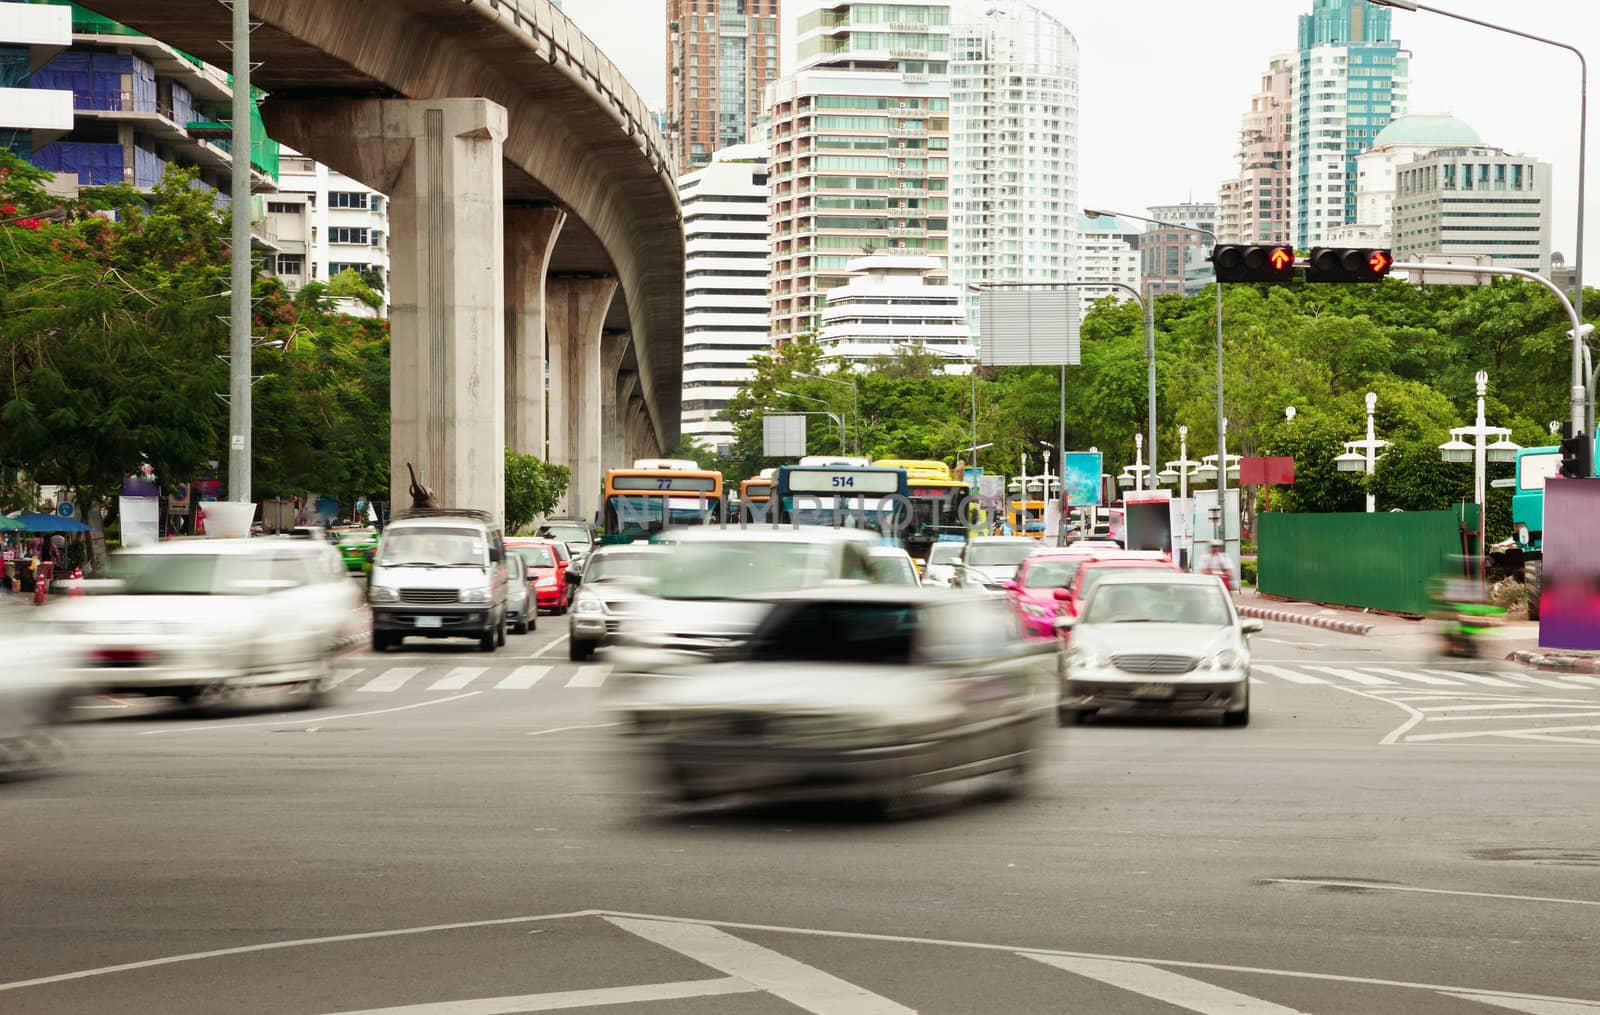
top-left (40, 538), bottom-right (367, 707)
top-left (0, 605), bottom-right (76, 774)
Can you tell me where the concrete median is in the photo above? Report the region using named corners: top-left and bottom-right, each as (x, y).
top-left (1235, 603), bottom-right (1375, 636)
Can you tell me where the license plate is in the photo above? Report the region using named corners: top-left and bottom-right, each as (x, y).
top-left (1132, 683), bottom-right (1175, 699)
top-left (415, 616), bottom-right (442, 629)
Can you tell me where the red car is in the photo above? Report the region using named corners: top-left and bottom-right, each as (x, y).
top-left (1055, 557), bottom-right (1180, 622)
top-left (1006, 549), bottom-right (1174, 639)
top-left (506, 538), bottom-right (571, 614)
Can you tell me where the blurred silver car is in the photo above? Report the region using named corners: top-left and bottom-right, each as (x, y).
top-left (953, 536), bottom-right (1038, 592)
top-left (611, 588), bottom-right (1055, 811)
top-left (921, 540), bottom-right (963, 588)
top-left (1055, 572), bottom-right (1262, 727)
top-left (505, 550), bottom-right (534, 635)
top-left (567, 545), bottom-right (667, 661)
top-left (866, 546), bottom-right (920, 586)
top-left (0, 609), bottom-right (76, 774)
top-left (41, 538), bottom-right (366, 706)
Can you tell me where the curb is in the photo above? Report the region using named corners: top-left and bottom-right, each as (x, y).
top-left (1506, 649), bottom-right (1600, 674)
top-left (1236, 603), bottom-right (1374, 636)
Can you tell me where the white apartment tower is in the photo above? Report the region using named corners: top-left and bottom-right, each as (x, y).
top-left (766, 1), bottom-right (953, 345)
top-left (816, 251), bottom-right (975, 371)
top-left (949, 1), bottom-right (1081, 329)
top-left (267, 150), bottom-right (392, 316)
top-left (1075, 213), bottom-right (1141, 317)
top-left (678, 142), bottom-right (771, 452)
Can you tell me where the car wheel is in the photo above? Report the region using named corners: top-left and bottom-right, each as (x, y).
top-left (372, 632), bottom-right (395, 653)
top-left (569, 638), bottom-right (595, 662)
top-left (514, 614), bottom-right (529, 636)
top-left (528, 609), bottom-right (538, 632)
top-left (1057, 707), bottom-right (1094, 726)
top-left (1223, 702), bottom-right (1250, 727)
top-left (479, 627), bottom-right (497, 653)
top-left (496, 614), bottom-right (507, 647)
top-left (300, 652), bottom-right (338, 709)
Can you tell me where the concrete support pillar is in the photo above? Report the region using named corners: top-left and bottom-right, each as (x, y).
top-left (263, 97), bottom-right (509, 525)
top-left (546, 275), bottom-right (618, 522)
top-left (504, 204), bottom-right (566, 460)
top-left (609, 369), bottom-right (640, 472)
top-left (600, 332), bottom-right (631, 473)
top-left (624, 395), bottom-right (650, 464)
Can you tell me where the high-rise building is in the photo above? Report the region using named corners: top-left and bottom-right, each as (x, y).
top-left (0, 2), bottom-right (74, 165)
top-left (1075, 213), bottom-right (1142, 317)
top-left (1333, 113), bottom-right (1481, 246)
top-left (766, 1), bottom-right (953, 345)
top-left (1218, 55), bottom-right (1293, 245)
top-left (949, 1), bottom-right (1080, 330)
top-left (1141, 202), bottom-right (1216, 297)
top-left (815, 252), bottom-right (974, 371)
top-left (1394, 146), bottom-right (1552, 275)
top-left (666, 0), bottom-right (781, 175)
top-left (1292, 0), bottom-right (1410, 248)
top-left (265, 150), bottom-right (392, 316)
top-left (677, 142), bottom-right (771, 452)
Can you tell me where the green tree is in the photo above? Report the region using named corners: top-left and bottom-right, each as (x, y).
top-left (327, 267), bottom-right (385, 310)
top-left (504, 449), bottom-right (570, 534)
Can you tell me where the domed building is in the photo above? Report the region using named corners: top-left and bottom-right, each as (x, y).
top-left (1331, 113), bottom-right (1482, 245)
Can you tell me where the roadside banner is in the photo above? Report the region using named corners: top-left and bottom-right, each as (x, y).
top-left (1063, 452), bottom-right (1102, 506)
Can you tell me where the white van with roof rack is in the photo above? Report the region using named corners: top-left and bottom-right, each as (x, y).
top-left (367, 508), bottom-right (509, 653)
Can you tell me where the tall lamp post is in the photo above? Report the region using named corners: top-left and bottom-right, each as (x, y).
top-left (1335, 392), bottom-right (1389, 512)
top-left (1439, 371), bottom-right (1521, 581)
top-left (795, 372), bottom-right (860, 456)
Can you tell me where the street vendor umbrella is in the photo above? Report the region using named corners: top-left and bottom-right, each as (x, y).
top-left (0, 514), bottom-right (24, 531)
top-left (15, 512), bottom-right (91, 533)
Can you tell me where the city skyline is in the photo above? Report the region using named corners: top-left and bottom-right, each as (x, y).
top-left (565, 0), bottom-right (1598, 284)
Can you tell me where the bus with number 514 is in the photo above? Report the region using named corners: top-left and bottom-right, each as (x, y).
top-left (774, 462), bottom-right (909, 540)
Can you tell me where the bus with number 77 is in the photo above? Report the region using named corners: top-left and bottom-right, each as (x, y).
top-left (601, 461), bottom-right (724, 544)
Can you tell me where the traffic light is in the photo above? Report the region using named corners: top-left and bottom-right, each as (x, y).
top-left (1558, 427), bottom-right (1593, 479)
top-left (1210, 244), bottom-right (1296, 284)
top-left (1306, 247), bottom-right (1394, 283)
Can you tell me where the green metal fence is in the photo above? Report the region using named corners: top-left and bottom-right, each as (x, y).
top-left (1257, 511), bottom-right (1464, 616)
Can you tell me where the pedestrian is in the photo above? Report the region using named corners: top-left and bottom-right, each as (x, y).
top-left (50, 532), bottom-right (66, 567)
top-left (1200, 541), bottom-right (1234, 591)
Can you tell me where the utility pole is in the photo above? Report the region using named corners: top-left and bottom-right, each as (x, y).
top-left (227, 0), bottom-right (252, 505)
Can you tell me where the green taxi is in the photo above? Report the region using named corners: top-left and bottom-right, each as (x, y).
top-left (333, 528), bottom-right (379, 573)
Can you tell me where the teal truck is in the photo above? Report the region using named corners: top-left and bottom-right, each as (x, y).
top-left (1510, 441), bottom-right (1594, 619)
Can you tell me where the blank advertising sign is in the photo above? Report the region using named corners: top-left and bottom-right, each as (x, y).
top-left (1539, 478), bottom-right (1600, 650)
top-left (1063, 452), bottom-right (1102, 506)
top-left (762, 414), bottom-right (807, 459)
top-left (978, 290), bottom-right (1081, 366)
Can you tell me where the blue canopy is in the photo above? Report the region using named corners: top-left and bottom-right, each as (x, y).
top-left (14, 512), bottom-right (91, 533)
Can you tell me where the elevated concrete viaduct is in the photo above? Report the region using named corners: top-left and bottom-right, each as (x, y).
top-left (80, 0), bottom-right (684, 525)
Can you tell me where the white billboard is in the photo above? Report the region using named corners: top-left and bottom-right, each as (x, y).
top-left (978, 289), bottom-right (1081, 366)
top-left (762, 414), bottom-right (807, 458)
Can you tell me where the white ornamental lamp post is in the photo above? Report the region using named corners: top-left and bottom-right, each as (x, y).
top-left (1336, 392), bottom-right (1388, 512)
top-left (1439, 370), bottom-right (1521, 582)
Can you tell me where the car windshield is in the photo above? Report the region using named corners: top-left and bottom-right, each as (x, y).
top-left (868, 554), bottom-right (918, 585)
top-left (1081, 581), bottom-right (1232, 626)
top-left (1022, 559), bottom-right (1081, 589)
top-left (517, 544), bottom-right (556, 567)
top-left (1078, 564), bottom-right (1163, 600)
top-left (654, 540), bottom-right (834, 599)
top-left (110, 553), bottom-right (268, 595)
top-left (376, 528), bottom-right (485, 567)
top-left (745, 601), bottom-right (919, 663)
top-left (584, 552), bottom-right (659, 582)
top-left (968, 542), bottom-right (1033, 568)
top-left (540, 524), bottom-right (589, 545)
top-left (927, 543), bottom-right (963, 565)
top-left (336, 530), bottom-right (374, 545)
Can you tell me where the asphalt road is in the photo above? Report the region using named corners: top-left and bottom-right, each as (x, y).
top-left (3, 611), bottom-right (1599, 1014)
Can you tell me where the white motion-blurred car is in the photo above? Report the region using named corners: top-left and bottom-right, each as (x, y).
top-left (41, 538), bottom-right (366, 706)
top-left (0, 608), bottom-right (76, 774)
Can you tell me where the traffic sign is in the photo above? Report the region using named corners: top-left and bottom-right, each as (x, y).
top-left (56, 502), bottom-right (75, 519)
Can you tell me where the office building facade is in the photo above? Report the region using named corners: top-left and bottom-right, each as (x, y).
top-left (1141, 202), bottom-right (1216, 297)
top-left (666, 0), bottom-right (781, 174)
top-left (1393, 146), bottom-right (1552, 276)
top-left (265, 150), bottom-right (392, 316)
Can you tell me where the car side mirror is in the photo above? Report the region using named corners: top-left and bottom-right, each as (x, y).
top-left (1052, 615), bottom-right (1075, 633)
top-left (1002, 580), bottom-right (1020, 592)
top-left (489, 546), bottom-right (504, 563)
top-left (1052, 587), bottom-right (1071, 602)
top-left (1240, 618), bottom-right (1264, 635)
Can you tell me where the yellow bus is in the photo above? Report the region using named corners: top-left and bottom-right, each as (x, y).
top-left (739, 469), bottom-right (775, 523)
top-left (1007, 476), bottom-right (1060, 539)
top-left (873, 458), bottom-right (969, 562)
top-left (601, 461), bottom-right (724, 544)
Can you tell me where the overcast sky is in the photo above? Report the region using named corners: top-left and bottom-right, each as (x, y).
top-left (565, 0), bottom-right (1598, 284)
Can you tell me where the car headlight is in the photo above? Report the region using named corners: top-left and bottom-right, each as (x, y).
top-left (369, 586), bottom-right (398, 603)
top-left (1205, 648), bottom-right (1242, 671)
top-left (575, 596), bottom-right (604, 615)
top-left (1068, 649), bottom-right (1111, 671)
top-left (460, 587), bottom-right (490, 604)
top-left (1019, 601), bottom-right (1048, 618)
top-left (535, 577), bottom-right (556, 589)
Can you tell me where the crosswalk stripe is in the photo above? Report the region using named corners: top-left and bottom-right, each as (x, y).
top-left (326, 668), bottom-right (363, 689)
top-left (356, 667), bottom-right (421, 692)
top-left (1421, 669), bottom-right (1524, 688)
top-left (1500, 672), bottom-right (1600, 691)
top-left (1252, 664), bottom-right (1328, 685)
top-left (428, 666), bottom-right (487, 691)
top-left (1023, 954), bottom-right (1307, 1014)
top-left (565, 665), bottom-right (610, 688)
top-left (1362, 667), bottom-right (1464, 687)
top-left (495, 665), bottom-right (551, 690)
top-left (1304, 665), bottom-right (1394, 686)
top-left (1441, 991), bottom-right (1600, 1014)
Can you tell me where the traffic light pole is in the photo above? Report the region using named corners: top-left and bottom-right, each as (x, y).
top-left (1393, 262), bottom-right (1586, 444)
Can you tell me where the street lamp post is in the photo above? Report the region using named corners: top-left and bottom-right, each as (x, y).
top-left (795, 372), bottom-right (860, 456)
top-left (772, 393), bottom-right (846, 454)
top-left (1134, 434), bottom-right (1145, 493)
top-left (1335, 392), bottom-right (1389, 512)
top-left (1439, 371), bottom-right (1521, 582)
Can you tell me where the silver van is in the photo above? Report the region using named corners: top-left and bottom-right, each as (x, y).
top-left (368, 509), bottom-right (509, 652)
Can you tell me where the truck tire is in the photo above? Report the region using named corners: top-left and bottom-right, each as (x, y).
top-left (1524, 559), bottom-right (1542, 620)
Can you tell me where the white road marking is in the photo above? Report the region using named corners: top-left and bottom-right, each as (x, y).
top-left (1251, 664), bottom-right (1327, 685)
top-left (608, 916), bottom-right (916, 1014)
top-left (1025, 954), bottom-right (1307, 1014)
top-left (1441, 993), bottom-right (1600, 1014)
top-left (1261, 879), bottom-right (1600, 908)
top-left (1433, 711), bottom-right (1600, 723)
top-left (321, 977), bottom-right (757, 1014)
top-left (326, 668), bottom-right (364, 689)
top-left (565, 665), bottom-right (610, 688)
top-left (1358, 667), bottom-right (1461, 687)
top-left (357, 667), bottom-right (422, 693)
top-left (1501, 672), bottom-right (1600, 691)
top-left (531, 635), bottom-right (571, 658)
top-left (1422, 669), bottom-right (1523, 688)
top-left (427, 666), bottom-right (486, 691)
top-left (1304, 665), bottom-right (1394, 686)
top-left (1255, 637), bottom-right (1323, 648)
top-left (1417, 701), bottom-right (1600, 713)
top-left (135, 693), bottom-right (482, 736)
top-left (526, 722), bottom-right (622, 737)
top-left (494, 665), bottom-right (550, 690)
top-left (1407, 723), bottom-right (1600, 744)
